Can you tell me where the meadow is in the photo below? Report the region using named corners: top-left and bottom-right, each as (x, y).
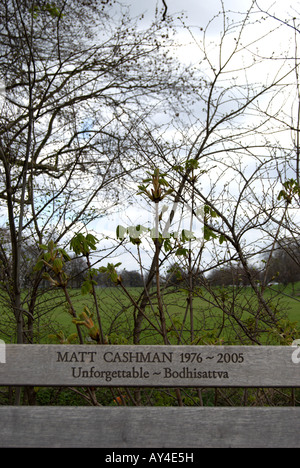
top-left (26, 281), bottom-right (300, 346)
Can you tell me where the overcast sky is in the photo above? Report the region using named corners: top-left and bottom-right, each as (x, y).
top-left (93, 0), bottom-right (299, 271)
top-left (117, 0), bottom-right (298, 68)
top-left (122, 0), bottom-right (295, 29)
top-left (126, 0), bottom-right (252, 24)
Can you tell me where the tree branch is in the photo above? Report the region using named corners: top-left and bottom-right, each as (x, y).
top-left (162, 0), bottom-right (168, 21)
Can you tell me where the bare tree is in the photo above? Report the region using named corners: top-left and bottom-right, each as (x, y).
top-left (112, 0), bottom-right (300, 347)
top-left (0, 0), bottom-right (193, 344)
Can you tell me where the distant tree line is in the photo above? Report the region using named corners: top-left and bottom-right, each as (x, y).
top-left (2, 237), bottom-right (299, 293)
top-left (208, 265), bottom-right (261, 287)
top-left (98, 269), bottom-right (144, 288)
top-left (261, 240), bottom-right (300, 291)
top-left (208, 242), bottom-right (300, 290)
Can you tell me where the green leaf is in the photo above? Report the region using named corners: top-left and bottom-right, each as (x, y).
top-left (176, 247), bottom-right (189, 256)
top-left (45, 2), bottom-right (63, 18)
top-left (44, 252), bottom-right (52, 263)
top-left (99, 262), bottom-right (121, 284)
top-left (52, 258), bottom-right (63, 274)
top-left (70, 233), bottom-right (98, 255)
top-left (86, 233), bottom-right (97, 247)
top-left (129, 237), bottom-right (142, 245)
top-left (219, 234), bottom-right (226, 244)
top-left (185, 159), bottom-right (199, 171)
top-left (203, 226), bottom-right (217, 241)
top-left (58, 249), bottom-right (71, 261)
top-left (163, 238), bottom-right (172, 252)
top-left (204, 205), bottom-right (218, 218)
top-left (173, 164), bottom-right (184, 172)
top-left (81, 279), bottom-right (97, 295)
top-left (34, 260), bottom-right (44, 272)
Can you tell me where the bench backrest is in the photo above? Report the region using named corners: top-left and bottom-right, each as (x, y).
top-left (0, 344), bottom-right (299, 387)
top-left (0, 344), bottom-right (300, 448)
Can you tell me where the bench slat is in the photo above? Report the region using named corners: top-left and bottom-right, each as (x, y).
top-left (0, 344), bottom-right (299, 387)
top-left (0, 406), bottom-right (299, 448)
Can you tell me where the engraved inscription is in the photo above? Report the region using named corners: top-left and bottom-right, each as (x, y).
top-left (55, 348), bottom-right (245, 384)
top-left (72, 366), bottom-right (150, 381)
top-left (2, 345), bottom-right (298, 388)
top-left (163, 368), bottom-right (229, 379)
top-left (103, 351), bottom-right (173, 363)
top-left (57, 351), bottom-right (97, 363)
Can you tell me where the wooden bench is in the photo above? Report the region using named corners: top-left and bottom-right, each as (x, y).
top-left (0, 344), bottom-right (300, 448)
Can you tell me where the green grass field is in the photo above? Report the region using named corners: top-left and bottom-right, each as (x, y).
top-left (0, 282), bottom-right (299, 345)
top-left (26, 281), bottom-right (300, 346)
